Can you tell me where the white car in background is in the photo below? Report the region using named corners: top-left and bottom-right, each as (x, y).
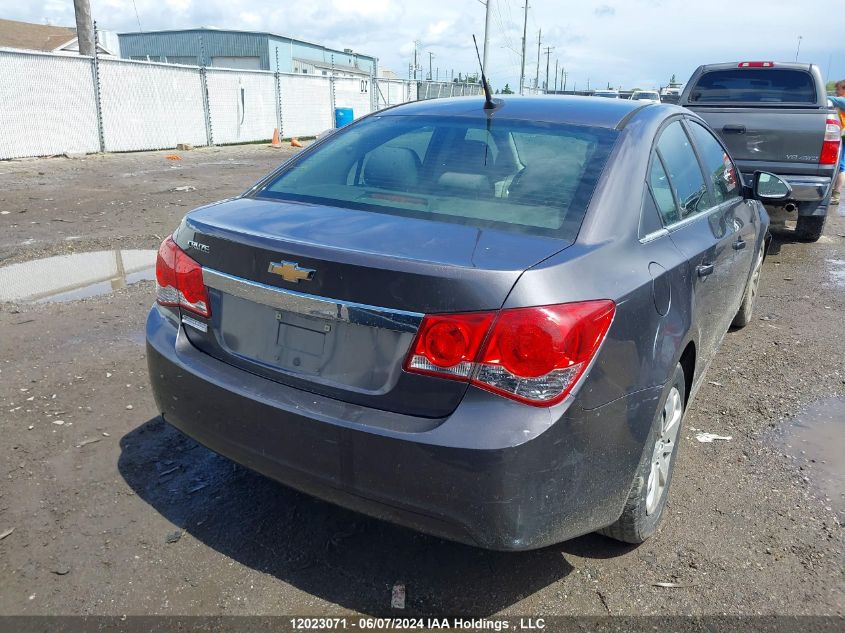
top-left (593, 90), bottom-right (619, 99)
top-left (629, 90), bottom-right (661, 103)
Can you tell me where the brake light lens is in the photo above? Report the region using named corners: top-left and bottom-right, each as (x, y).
top-left (407, 312), bottom-right (496, 378)
top-left (155, 236), bottom-right (211, 318)
top-left (821, 115), bottom-right (842, 166)
top-left (404, 300), bottom-right (615, 406)
top-left (738, 61), bottom-right (774, 68)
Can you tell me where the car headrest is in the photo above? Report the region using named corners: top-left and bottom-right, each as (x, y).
top-left (438, 139), bottom-right (494, 173)
top-left (437, 172), bottom-right (493, 195)
top-left (363, 146), bottom-right (421, 191)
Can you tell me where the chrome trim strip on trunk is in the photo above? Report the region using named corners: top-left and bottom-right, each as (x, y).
top-left (202, 267), bottom-right (424, 333)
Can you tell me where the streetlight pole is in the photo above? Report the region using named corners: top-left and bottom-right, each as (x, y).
top-left (481, 0), bottom-right (492, 74)
top-left (428, 52), bottom-right (434, 81)
top-left (519, 2), bottom-right (529, 95)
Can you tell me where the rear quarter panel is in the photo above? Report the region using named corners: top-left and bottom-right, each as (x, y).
top-left (505, 108), bottom-right (697, 411)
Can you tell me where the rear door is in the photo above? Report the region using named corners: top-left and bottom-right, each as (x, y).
top-left (686, 118), bottom-right (757, 313)
top-left (649, 119), bottom-right (737, 363)
top-left (682, 67), bottom-right (827, 177)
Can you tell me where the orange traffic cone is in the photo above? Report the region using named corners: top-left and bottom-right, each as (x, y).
top-left (291, 137), bottom-right (303, 148)
top-left (269, 128), bottom-right (282, 148)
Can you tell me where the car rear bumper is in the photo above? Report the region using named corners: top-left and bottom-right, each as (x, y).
top-left (145, 305), bottom-right (662, 550)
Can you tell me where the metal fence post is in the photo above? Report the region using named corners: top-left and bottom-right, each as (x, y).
top-left (329, 54), bottom-right (337, 127)
top-left (274, 48), bottom-right (283, 137)
top-left (199, 66), bottom-right (213, 146)
top-left (198, 34), bottom-right (213, 146)
top-left (91, 21), bottom-right (105, 152)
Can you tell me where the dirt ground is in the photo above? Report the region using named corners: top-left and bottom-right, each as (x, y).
top-left (0, 146), bottom-right (843, 618)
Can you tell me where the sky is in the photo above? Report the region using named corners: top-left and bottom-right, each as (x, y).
top-left (1, 0), bottom-right (841, 91)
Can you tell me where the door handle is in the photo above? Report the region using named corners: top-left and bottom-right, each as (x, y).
top-left (733, 239), bottom-right (747, 250)
top-left (697, 263), bottom-right (715, 278)
top-left (723, 124), bottom-right (746, 134)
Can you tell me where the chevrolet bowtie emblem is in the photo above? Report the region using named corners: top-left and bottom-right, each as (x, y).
top-left (267, 261), bottom-right (315, 283)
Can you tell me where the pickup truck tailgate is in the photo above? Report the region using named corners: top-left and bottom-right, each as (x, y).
top-left (687, 107), bottom-right (827, 173)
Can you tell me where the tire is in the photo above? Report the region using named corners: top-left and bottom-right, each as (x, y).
top-left (599, 363), bottom-right (686, 544)
top-left (732, 245), bottom-right (764, 329)
top-left (795, 215), bottom-right (826, 242)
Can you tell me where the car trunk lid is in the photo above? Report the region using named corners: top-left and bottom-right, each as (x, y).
top-left (174, 197), bottom-right (570, 418)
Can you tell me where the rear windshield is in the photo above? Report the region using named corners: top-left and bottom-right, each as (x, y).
top-left (688, 69), bottom-right (817, 104)
top-left (633, 92), bottom-right (659, 100)
top-left (257, 115), bottom-right (618, 239)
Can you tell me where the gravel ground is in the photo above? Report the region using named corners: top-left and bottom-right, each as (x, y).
top-left (0, 146), bottom-right (843, 618)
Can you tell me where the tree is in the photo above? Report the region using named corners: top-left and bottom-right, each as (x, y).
top-left (670, 73), bottom-right (677, 85)
top-left (501, 83), bottom-right (514, 94)
top-left (827, 80), bottom-right (836, 93)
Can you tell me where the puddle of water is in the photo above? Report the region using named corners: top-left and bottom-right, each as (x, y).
top-left (773, 397), bottom-right (845, 523)
top-left (0, 249), bottom-right (156, 303)
top-left (827, 259), bottom-right (845, 288)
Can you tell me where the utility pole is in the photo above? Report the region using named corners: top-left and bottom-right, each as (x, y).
top-left (543, 46), bottom-right (553, 93)
top-left (428, 51), bottom-right (434, 81)
top-left (481, 0), bottom-right (492, 75)
top-left (554, 59), bottom-right (558, 92)
top-left (413, 41), bottom-right (419, 80)
top-left (519, 2), bottom-right (529, 95)
top-left (534, 29), bottom-right (541, 90)
top-left (73, 0), bottom-right (96, 56)
top-left (562, 68), bottom-right (567, 92)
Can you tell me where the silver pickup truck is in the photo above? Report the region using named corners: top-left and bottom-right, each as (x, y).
top-left (679, 62), bottom-right (839, 241)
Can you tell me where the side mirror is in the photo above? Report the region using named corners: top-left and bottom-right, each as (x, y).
top-left (751, 171), bottom-right (792, 202)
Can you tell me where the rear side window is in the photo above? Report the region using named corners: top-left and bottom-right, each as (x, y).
top-left (687, 121), bottom-right (740, 205)
top-left (657, 121), bottom-right (711, 219)
top-left (649, 157), bottom-right (680, 224)
top-left (258, 115), bottom-right (618, 240)
top-left (688, 69), bottom-right (816, 104)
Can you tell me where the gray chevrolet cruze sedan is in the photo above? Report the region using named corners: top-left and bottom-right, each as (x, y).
top-left (147, 96), bottom-right (779, 550)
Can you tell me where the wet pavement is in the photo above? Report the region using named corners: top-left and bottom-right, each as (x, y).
top-left (771, 396), bottom-right (845, 523)
top-left (0, 249), bottom-right (155, 303)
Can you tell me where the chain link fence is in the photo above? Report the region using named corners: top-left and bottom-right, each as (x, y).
top-left (0, 49), bottom-right (486, 160)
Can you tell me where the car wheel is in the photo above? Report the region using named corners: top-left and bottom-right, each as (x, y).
top-left (732, 245), bottom-right (764, 329)
top-left (795, 215), bottom-right (826, 242)
top-left (599, 363), bottom-right (686, 544)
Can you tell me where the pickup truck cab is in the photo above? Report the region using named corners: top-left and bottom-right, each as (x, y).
top-left (679, 62), bottom-right (840, 241)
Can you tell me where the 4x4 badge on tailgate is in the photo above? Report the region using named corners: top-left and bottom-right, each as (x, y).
top-left (268, 261), bottom-right (315, 283)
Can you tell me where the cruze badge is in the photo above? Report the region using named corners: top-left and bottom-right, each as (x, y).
top-left (187, 240), bottom-right (210, 253)
top-left (268, 261), bottom-right (315, 283)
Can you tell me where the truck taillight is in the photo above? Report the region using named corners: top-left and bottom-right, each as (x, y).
top-left (156, 236), bottom-right (211, 318)
top-left (404, 300), bottom-right (615, 407)
top-left (821, 115), bottom-right (842, 166)
top-left (737, 61), bottom-right (774, 68)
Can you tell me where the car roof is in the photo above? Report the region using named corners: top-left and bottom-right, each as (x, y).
top-left (377, 95), bottom-right (650, 129)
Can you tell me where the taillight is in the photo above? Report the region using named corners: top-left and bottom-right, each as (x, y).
top-left (737, 61), bottom-right (774, 68)
top-left (404, 300), bottom-right (615, 407)
top-left (820, 115), bottom-right (842, 166)
top-left (155, 236), bottom-right (211, 318)
top-left (407, 312), bottom-right (496, 378)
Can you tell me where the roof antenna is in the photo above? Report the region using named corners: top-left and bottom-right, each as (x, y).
top-left (472, 34), bottom-right (497, 110)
